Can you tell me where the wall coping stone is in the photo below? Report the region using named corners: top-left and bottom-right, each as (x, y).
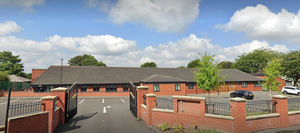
top-left (246, 113), bottom-right (280, 120)
top-left (152, 108), bottom-right (174, 113)
top-left (172, 95), bottom-right (205, 100)
top-left (51, 87), bottom-right (68, 92)
top-left (141, 104), bottom-right (147, 109)
top-left (205, 114), bottom-right (234, 120)
top-left (272, 95), bottom-right (287, 99)
top-left (8, 111), bottom-right (49, 121)
top-left (288, 111), bottom-right (300, 115)
top-left (41, 96), bottom-right (58, 100)
top-left (137, 86), bottom-right (149, 90)
top-left (146, 93), bottom-right (156, 97)
top-left (230, 97), bottom-right (246, 102)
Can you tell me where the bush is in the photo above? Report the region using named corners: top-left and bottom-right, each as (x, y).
top-left (196, 129), bottom-right (217, 133)
top-left (158, 123), bottom-right (169, 131)
top-left (173, 124), bottom-right (184, 133)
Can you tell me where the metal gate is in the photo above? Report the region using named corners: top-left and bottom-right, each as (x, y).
top-left (129, 81), bottom-right (137, 117)
top-left (65, 82), bottom-right (78, 123)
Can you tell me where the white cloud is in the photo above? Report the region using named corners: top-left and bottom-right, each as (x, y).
top-left (217, 4), bottom-right (300, 44)
top-left (0, 21), bottom-right (22, 36)
top-left (88, 0), bottom-right (200, 33)
top-left (0, 0), bottom-right (44, 11)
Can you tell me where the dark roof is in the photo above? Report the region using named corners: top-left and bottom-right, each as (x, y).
top-left (32, 66), bottom-right (263, 85)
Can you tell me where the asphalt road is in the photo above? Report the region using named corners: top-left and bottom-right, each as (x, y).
top-left (55, 98), bottom-right (155, 133)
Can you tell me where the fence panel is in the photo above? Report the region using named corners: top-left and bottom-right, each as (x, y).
top-left (0, 81), bottom-right (31, 91)
top-left (246, 100), bottom-right (274, 116)
top-left (156, 97), bottom-right (173, 110)
top-left (206, 100), bottom-right (231, 116)
top-left (288, 97), bottom-right (300, 112)
top-left (9, 100), bottom-right (42, 117)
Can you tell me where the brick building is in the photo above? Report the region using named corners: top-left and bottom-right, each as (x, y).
top-left (31, 66), bottom-right (263, 96)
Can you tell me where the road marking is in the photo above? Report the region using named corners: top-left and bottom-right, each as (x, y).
top-left (107, 106), bottom-right (111, 109)
top-left (103, 107), bottom-right (106, 113)
top-left (102, 99), bottom-right (104, 103)
top-left (79, 99), bottom-right (85, 104)
top-left (120, 99), bottom-right (125, 103)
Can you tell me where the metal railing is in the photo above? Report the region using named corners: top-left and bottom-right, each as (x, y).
top-left (288, 97), bottom-right (300, 112)
top-left (246, 100), bottom-right (274, 116)
top-left (156, 97), bottom-right (173, 110)
top-left (206, 100), bottom-right (231, 116)
top-left (9, 100), bottom-right (42, 117)
top-left (143, 94), bottom-right (147, 105)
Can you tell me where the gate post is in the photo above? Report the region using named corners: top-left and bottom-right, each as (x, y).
top-left (272, 95), bottom-right (288, 128)
top-left (146, 94), bottom-right (156, 126)
top-left (230, 98), bottom-right (246, 133)
top-left (41, 96), bottom-right (58, 133)
top-left (51, 87), bottom-right (68, 124)
top-left (137, 86), bottom-right (148, 119)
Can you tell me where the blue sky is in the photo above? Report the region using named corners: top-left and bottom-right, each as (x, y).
top-left (0, 0), bottom-right (299, 72)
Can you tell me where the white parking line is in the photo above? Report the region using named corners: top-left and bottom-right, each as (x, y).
top-left (79, 99), bottom-right (85, 104)
top-left (120, 99), bottom-right (125, 103)
top-left (102, 99), bottom-right (104, 103)
top-left (103, 107), bottom-right (106, 113)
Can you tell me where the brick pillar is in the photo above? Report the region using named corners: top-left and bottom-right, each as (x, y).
top-left (41, 96), bottom-right (58, 133)
top-left (51, 87), bottom-right (68, 124)
top-left (137, 86), bottom-right (148, 119)
top-left (272, 95), bottom-right (288, 128)
top-left (172, 97), bottom-right (178, 113)
top-left (146, 94), bottom-right (156, 126)
top-left (230, 98), bottom-right (246, 133)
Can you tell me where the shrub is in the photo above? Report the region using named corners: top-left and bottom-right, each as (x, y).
top-left (158, 122), bottom-right (169, 131)
top-left (173, 124), bottom-right (184, 133)
top-left (196, 129), bottom-right (217, 133)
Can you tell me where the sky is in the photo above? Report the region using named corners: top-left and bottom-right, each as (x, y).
top-left (0, 0), bottom-right (299, 73)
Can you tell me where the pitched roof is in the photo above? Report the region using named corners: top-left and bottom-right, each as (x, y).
top-left (32, 66), bottom-right (263, 85)
top-left (8, 75), bottom-right (31, 82)
top-left (220, 69), bottom-right (263, 82)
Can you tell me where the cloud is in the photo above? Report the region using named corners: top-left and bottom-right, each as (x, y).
top-left (0, 21), bottom-right (22, 36)
top-left (0, 0), bottom-right (44, 11)
top-left (217, 4), bottom-right (300, 44)
top-left (87, 0), bottom-right (200, 33)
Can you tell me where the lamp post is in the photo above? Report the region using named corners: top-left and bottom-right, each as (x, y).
top-left (60, 58), bottom-right (63, 87)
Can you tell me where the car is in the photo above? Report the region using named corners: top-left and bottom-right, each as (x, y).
top-left (230, 90), bottom-right (254, 100)
top-left (281, 86), bottom-right (300, 95)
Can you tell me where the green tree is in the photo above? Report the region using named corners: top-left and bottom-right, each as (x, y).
top-left (282, 50), bottom-right (300, 86)
top-left (262, 59), bottom-right (282, 98)
top-left (177, 66), bottom-right (185, 68)
top-left (233, 48), bottom-right (281, 73)
top-left (0, 51), bottom-right (25, 76)
top-left (194, 53), bottom-right (223, 100)
top-left (218, 61), bottom-right (233, 69)
top-left (68, 54), bottom-right (106, 67)
top-left (141, 62), bottom-right (157, 67)
top-left (187, 59), bottom-right (201, 68)
top-left (0, 71), bottom-right (9, 81)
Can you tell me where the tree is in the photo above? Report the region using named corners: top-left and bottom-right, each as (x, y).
top-left (68, 54), bottom-right (106, 67)
top-left (282, 50), bottom-right (300, 86)
top-left (194, 53), bottom-right (224, 100)
top-left (187, 59), bottom-right (201, 68)
top-left (177, 66), bottom-right (185, 68)
top-left (0, 71), bottom-right (9, 81)
top-left (141, 62), bottom-right (157, 67)
top-left (262, 59), bottom-right (282, 99)
top-left (233, 48), bottom-right (281, 73)
top-left (218, 61), bottom-right (233, 69)
top-left (0, 51), bottom-right (25, 77)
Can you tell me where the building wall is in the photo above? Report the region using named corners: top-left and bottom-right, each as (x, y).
top-left (143, 83), bottom-right (186, 96)
top-left (31, 69), bottom-right (46, 83)
top-left (256, 76), bottom-right (286, 91)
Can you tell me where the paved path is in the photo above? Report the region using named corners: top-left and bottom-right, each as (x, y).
top-left (55, 98), bottom-right (155, 133)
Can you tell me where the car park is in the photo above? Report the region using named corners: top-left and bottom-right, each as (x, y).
top-left (281, 86), bottom-right (300, 95)
top-left (230, 90), bottom-right (254, 100)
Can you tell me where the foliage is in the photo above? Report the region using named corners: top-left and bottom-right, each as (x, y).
top-left (262, 59), bottom-right (282, 92)
top-left (173, 124), bottom-right (184, 133)
top-left (0, 71), bottom-right (9, 80)
top-left (217, 61), bottom-right (233, 69)
top-left (193, 120), bottom-right (198, 129)
top-left (281, 50), bottom-right (300, 86)
top-left (140, 62), bottom-right (157, 67)
top-left (0, 51), bottom-right (25, 77)
top-left (177, 66), bottom-right (186, 68)
top-left (233, 48), bottom-right (281, 73)
top-left (196, 129), bottom-right (217, 133)
top-left (193, 53), bottom-right (224, 95)
top-left (158, 123), bottom-right (169, 131)
top-left (68, 54), bottom-right (106, 67)
top-left (187, 59), bottom-right (201, 68)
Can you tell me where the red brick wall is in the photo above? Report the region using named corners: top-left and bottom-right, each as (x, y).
top-left (3, 91), bottom-right (52, 97)
top-left (288, 114), bottom-right (300, 126)
top-left (53, 108), bottom-right (61, 131)
top-left (7, 112), bottom-right (49, 133)
top-left (143, 83), bottom-right (186, 96)
top-left (78, 92), bottom-right (129, 96)
top-left (246, 117), bottom-right (280, 132)
top-left (140, 105), bottom-right (147, 122)
top-left (31, 69), bottom-right (46, 83)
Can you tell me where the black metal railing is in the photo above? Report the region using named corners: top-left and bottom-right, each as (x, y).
top-left (143, 94), bottom-right (147, 105)
top-left (246, 100), bottom-right (274, 116)
top-left (9, 100), bottom-right (41, 117)
top-left (288, 97), bottom-right (300, 112)
top-left (156, 97), bottom-right (173, 110)
top-left (206, 100), bottom-right (231, 116)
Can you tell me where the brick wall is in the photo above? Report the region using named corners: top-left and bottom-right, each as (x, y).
top-left (3, 91), bottom-right (52, 97)
top-left (143, 83), bottom-right (186, 96)
top-left (31, 69), bottom-right (46, 83)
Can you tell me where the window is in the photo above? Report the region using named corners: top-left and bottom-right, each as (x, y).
top-left (285, 81), bottom-right (292, 86)
top-left (81, 85), bottom-right (87, 92)
top-left (188, 83), bottom-right (194, 89)
top-left (93, 85), bottom-right (100, 92)
top-left (123, 84), bottom-right (129, 92)
top-left (241, 82), bottom-right (248, 88)
top-left (106, 85), bottom-right (117, 92)
top-left (175, 84), bottom-right (181, 91)
top-left (153, 84), bottom-right (160, 92)
top-left (254, 82), bottom-right (261, 87)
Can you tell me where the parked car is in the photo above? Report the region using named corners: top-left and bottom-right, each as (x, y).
top-left (281, 86), bottom-right (300, 95)
top-left (230, 90), bottom-right (254, 100)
